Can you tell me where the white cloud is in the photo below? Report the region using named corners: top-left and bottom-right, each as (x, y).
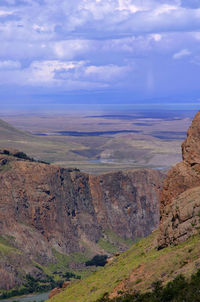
top-left (54, 40), bottom-right (92, 59)
top-left (0, 60), bottom-right (21, 70)
top-left (153, 4), bottom-right (178, 16)
top-left (0, 10), bottom-right (13, 16)
top-left (151, 34), bottom-right (162, 42)
top-left (0, 0), bottom-right (200, 95)
top-left (84, 64), bottom-right (130, 81)
top-left (32, 24), bottom-right (48, 33)
top-left (173, 48), bottom-right (191, 59)
top-left (0, 59), bottom-right (130, 90)
top-left (27, 60), bottom-right (84, 85)
top-left (116, 0), bottom-right (145, 13)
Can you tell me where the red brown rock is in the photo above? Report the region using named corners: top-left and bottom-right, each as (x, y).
top-left (48, 287), bottom-right (62, 299)
top-left (48, 281), bottom-right (71, 299)
top-left (158, 110), bottom-right (200, 248)
top-left (0, 150), bottom-right (163, 289)
top-left (182, 111), bottom-right (200, 165)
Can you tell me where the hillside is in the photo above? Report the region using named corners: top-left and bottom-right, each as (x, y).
top-left (0, 149), bottom-right (163, 292)
top-left (49, 232), bottom-right (200, 302)
top-left (0, 118), bottom-right (87, 166)
top-left (0, 119), bottom-right (32, 140)
top-left (49, 111), bottom-right (200, 302)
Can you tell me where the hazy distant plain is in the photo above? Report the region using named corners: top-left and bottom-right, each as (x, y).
top-left (0, 110), bottom-right (194, 174)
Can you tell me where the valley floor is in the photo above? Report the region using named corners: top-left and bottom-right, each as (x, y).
top-left (0, 111), bottom-right (193, 173)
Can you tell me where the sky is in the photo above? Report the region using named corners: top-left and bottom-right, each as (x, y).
top-left (0, 0), bottom-right (200, 111)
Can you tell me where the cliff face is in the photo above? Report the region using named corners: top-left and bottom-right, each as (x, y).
top-left (90, 170), bottom-right (161, 240)
top-left (158, 111), bottom-right (200, 248)
top-left (0, 151), bottom-right (163, 289)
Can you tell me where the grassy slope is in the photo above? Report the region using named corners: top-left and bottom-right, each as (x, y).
top-left (0, 118), bottom-right (85, 164)
top-left (49, 231), bottom-right (200, 302)
top-left (0, 235), bottom-right (21, 256)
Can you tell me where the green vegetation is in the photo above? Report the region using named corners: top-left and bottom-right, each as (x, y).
top-left (98, 229), bottom-right (134, 254)
top-left (47, 249), bottom-right (89, 274)
top-left (0, 245), bottom-right (82, 301)
top-left (0, 235), bottom-right (15, 247)
top-left (0, 269), bottom-right (81, 300)
top-left (0, 158), bottom-right (10, 172)
top-left (0, 149), bottom-right (49, 164)
top-left (0, 235), bottom-right (20, 255)
top-left (0, 274), bottom-right (61, 300)
top-left (33, 250), bottom-right (83, 282)
top-left (96, 270), bottom-right (200, 301)
top-left (103, 229), bottom-right (134, 247)
top-left (86, 255), bottom-right (108, 267)
top-left (98, 238), bottom-right (118, 254)
top-left (49, 249), bottom-right (71, 271)
top-left (49, 232), bottom-right (200, 302)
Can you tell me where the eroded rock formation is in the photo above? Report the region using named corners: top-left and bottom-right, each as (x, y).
top-left (0, 150), bottom-right (163, 289)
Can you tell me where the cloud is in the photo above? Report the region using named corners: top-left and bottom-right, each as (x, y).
top-left (0, 0), bottom-right (200, 99)
top-left (84, 64), bottom-right (131, 82)
top-left (0, 0), bottom-right (199, 42)
top-left (28, 60), bottom-right (127, 89)
top-left (0, 10), bottom-right (13, 16)
top-left (27, 60), bottom-right (81, 85)
top-left (0, 60), bottom-right (21, 69)
top-left (54, 40), bottom-right (92, 59)
top-left (117, 1), bottom-right (144, 13)
top-left (151, 34), bottom-right (162, 41)
top-left (152, 4), bottom-right (178, 16)
top-left (0, 59), bottom-right (131, 90)
top-left (173, 48), bottom-right (191, 59)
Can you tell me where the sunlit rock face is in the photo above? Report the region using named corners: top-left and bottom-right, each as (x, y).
top-left (158, 111), bottom-right (200, 248)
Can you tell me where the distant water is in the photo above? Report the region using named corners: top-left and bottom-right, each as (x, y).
top-left (151, 131), bottom-right (187, 140)
top-left (36, 130), bottom-right (141, 137)
top-left (86, 109), bottom-right (196, 120)
top-left (0, 291), bottom-right (49, 302)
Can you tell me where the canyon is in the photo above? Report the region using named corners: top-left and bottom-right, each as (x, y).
top-left (47, 110), bottom-right (200, 302)
top-left (0, 148), bottom-right (163, 290)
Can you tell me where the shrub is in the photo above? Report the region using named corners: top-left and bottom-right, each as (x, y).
top-left (3, 150), bottom-right (10, 155)
top-left (14, 152), bottom-right (31, 160)
top-left (85, 255), bottom-right (108, 267)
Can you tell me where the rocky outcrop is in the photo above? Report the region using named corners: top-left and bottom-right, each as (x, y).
top-left (0, 151), bottom-right (163, 289)
top-left (49, 281), bottom-right (71, 299)
top-left (158, 111), bottom-right (200, 248)
top-left (182, 111), bottom-right (200, 165)
top-left (158, 186), bottom-right (200, 248)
